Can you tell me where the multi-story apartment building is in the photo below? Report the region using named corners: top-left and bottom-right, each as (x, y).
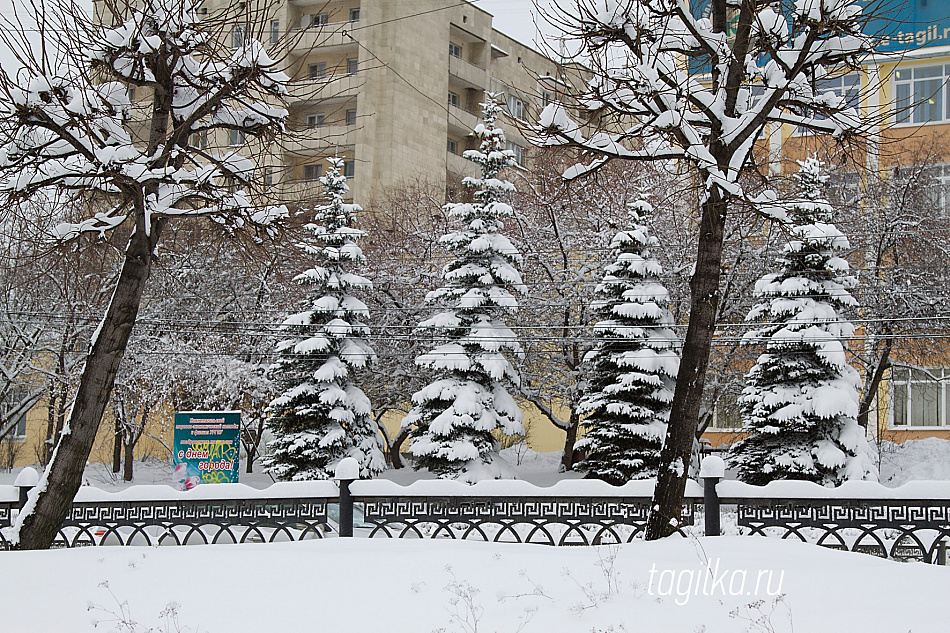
top-left (0, 1), bottom-right (568, 469)
top-left (265, 0), bottom-right (565, 207)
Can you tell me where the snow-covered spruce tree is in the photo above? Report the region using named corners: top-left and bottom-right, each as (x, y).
top-left (730, 158), bottom-right (877, 486)
top-left (0, 0), bottom-right (293, 548)
top-left (401, 95), bottom-right (527, 482)
top-left (265, 159), bottom-right (384, 480)
top-left (575, 200), bottom-right (680, 484)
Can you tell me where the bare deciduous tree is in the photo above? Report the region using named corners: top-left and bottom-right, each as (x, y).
top-left (0, 0), bottom-right (298, 548)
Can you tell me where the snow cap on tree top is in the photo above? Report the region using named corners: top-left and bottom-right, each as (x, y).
top-left (628, 198), bottom-right (653, 222)
top-left (791, 157), bottom-right (833, 224)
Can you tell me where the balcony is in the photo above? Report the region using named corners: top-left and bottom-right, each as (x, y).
top-left (447, 104), bottom-right (479, 137)
top-left (285, 73), bottom-right (363, 103)
top-left (282, 125), bottom-right (355, 155)
top-left (448, 55), bottom-right (487, 91)
top-left (446, 151), bottom-right (478, 179)
top-left (280, 177), bottom-right (359, 202)
top-left (288, 23), bottom-right (357, 55)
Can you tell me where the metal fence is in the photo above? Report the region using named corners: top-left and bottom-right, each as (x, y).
top-left (2, 473), bottom-right (949, 563)
top-left (725, 496), bottom-right (950, 563)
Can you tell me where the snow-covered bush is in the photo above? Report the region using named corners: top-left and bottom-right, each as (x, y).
top-left (576, 200), bottom-right (680, 484)
top-left (401, 96), bottom-right (527, 482)
top-left (265, 159), bottom-right (384, 480)
top-left (730, 158), bottom-right (877, 485)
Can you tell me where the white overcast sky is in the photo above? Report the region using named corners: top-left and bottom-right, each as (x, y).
top-left (472, 0), bottom-right (558, 51)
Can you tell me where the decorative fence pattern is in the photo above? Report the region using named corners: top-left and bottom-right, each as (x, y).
top-left (0, 496), bottom-right (332, 549)
top-left (358, 496), bottom-right (692, 545)
top-left (0, 492), bottom-right (689, 549)
top-left (3, 475), bottom-right (950, 564)
top-left (728, 497), bottom-right (950, 563)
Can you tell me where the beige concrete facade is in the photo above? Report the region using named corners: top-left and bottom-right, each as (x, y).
top-left (271, 0), bottom-right (564, 206)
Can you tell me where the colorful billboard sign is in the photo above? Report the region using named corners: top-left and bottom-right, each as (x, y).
top-left (687, 0), bottom-right (950, 74)
top-left (173, 411), bottom-right (241, 490)
top-left (870, 0), bottom-right (950, 53)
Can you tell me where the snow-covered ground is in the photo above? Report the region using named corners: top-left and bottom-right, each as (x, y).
top-left (878, 437), bottom-right (950, 485)
top-left (1, 441), bottom-right (949, 631)
top-left (0, 536), bottom-right (946, 632)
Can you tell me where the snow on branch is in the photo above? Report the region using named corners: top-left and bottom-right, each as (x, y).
top-left (0, 0), bottom-right (291, 241)
top-left (536, 0), bottom-right (877, 202)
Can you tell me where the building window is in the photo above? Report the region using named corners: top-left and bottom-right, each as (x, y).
top-left (795, 73), bottom-right (861, 134)
top-left (448, 91), bottom-right (460, 108)
top-left (304, 13), bottom-right (328, 28)
top-left (6, 407), bottom-right (27, 438)
top-left (304, 164), bottom-right (323, 180)
top-left (541, 89), bottom-right (555, 107)
top-left (892, 367), bottom-right (950, 427)
top-left (231, 25), bottom-right (245, 48)
top-left (507, 95), bottom-right (526, 120)
top-left (229, 129), bottom-right (245, 146)
top-left (2, 387), bottom-right (29, 438)
top-left (346, 109), bottom-right (357, 126)
top-left (896, 163), bottom-right (950, 217)
top-left (349, 8), bottom-right (360, 22)
top-left (344, 160), bottom-right (355, 178)
top-left (264, 168), bottom-right (274, 186)
top-left (826, 170), bottom-right (860, 206)
top-left (128, 86), bottom-right (136, 102)
top-left (895, 64), bottom-right (949, 124)
top-left (447, 138), bottom-right (458, 154)
top-left (13, 409), bottom-right (26, 437)
top-left (449, 42), bottom-right (462, 59)
top-left (308, 62), bottom-right (326, 80)
top-left (506, 141), bottom-right (526, 166)
top-left (270, 20), bottom-right (280, 45)
top-left (191, 130), bottom-right (208, 149)
top-left (347, 57), bottom-right (358, 76)
top-left (707, 398), bottom-right (742, 430)
top-left (926, 165), bottom-right (950, 216)
top-left (306, 113), bottom-right (325, 128)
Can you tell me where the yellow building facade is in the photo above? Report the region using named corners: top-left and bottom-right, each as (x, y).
top-left (704, 6), bottom-right (950, 448)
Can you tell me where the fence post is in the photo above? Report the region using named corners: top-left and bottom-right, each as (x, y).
top-left (13, 466), bottom-right (39, 511)
top-left (334, 457), bottom-right (359, 538)
top-left (699, 456), bottom-right (725, 537)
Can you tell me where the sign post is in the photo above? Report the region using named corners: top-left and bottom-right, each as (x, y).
top-left (173, 411), bottom-right (241, 490)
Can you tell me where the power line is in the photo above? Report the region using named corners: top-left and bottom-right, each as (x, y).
top-left (5, 312), bottom-right (950, 341)
top-left (343, 33), bottom-right (481, 134)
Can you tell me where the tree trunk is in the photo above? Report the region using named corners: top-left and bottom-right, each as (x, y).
top-left (245, 429), bottom-right (258, 474)
top-left (123, 434), bottom-right (134, 482)
top-left (112, 419), bottom-right (122, 474)
top-left (15, 222), bottom-right (162, 550)
top-left (389, 427), bottom-right (409, 469)
top-left (42, 393), bottom-right (56, 466)
top-left (241, 420), bottom-right (265, 474)
top-left (645, 195), bottom-right (727, 541)
top-left (858, 335), bottom-right (892, 430)
top-left (560, 411), bottom-right (580, 472)
top-left (245, 441), bottom-right (256, 473)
